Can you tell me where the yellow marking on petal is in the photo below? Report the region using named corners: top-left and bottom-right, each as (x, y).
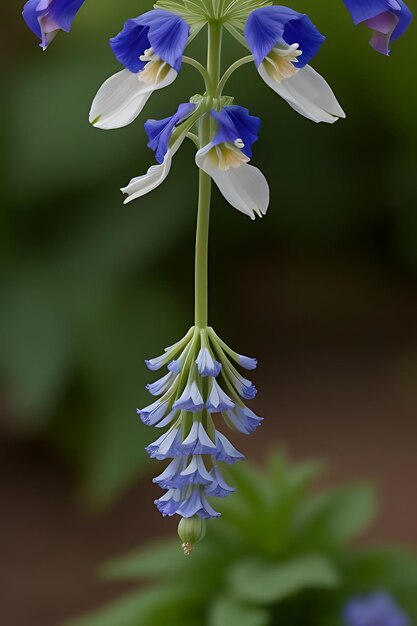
top-left (139, 47), bottom-right (172, 84)
top-left (208, 143), bottom-right (250, 171)
top-left (263, 43), bottom-right (302, 83)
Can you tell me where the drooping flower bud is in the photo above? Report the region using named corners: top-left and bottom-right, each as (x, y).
top-left (178, 516), bottom-right (206, 555)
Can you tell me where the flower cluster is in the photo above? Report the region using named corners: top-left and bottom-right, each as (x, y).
top-left (139, 327), bottom-right (262, 524)
top-left (86, 5), bottom-right (347, 221)
top-left (343, 592), bottom-right (410, 626)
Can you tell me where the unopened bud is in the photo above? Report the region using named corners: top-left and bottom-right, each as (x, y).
top-left (178, 516), bottom-right (206, 555)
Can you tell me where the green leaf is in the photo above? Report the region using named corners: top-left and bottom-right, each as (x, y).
top-left (326, 485), bottom-right (377, 541)
top-left (294, 484), bottom-right (377, 546)
top-left (101, 540), bottom-right (185, 581)
top-left (229, 555), bottom-right (340, 605)
top-left (208, 596), bottom-right (269, 626)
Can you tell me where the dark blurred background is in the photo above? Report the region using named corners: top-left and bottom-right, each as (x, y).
top-left (1, 1), bottom-right (417, 624)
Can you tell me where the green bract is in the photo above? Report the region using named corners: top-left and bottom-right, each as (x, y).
top-left (155, 0), bottom-right (272, 26)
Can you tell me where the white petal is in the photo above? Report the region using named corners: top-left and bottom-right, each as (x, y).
top-left (258, 64), bottom-right (345, 124)
top-left (121, 140), bottom-right (182, 204)
top-left (89, 68), bottom-right (177, 130)
top-left (196, 146), bottom-right (269, 220)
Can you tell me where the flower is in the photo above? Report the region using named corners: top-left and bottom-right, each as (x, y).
top-left (195, 347), bottom-right (222, 377)
top-left (244, 6), bottom-right (345, 124)
top-left (206, 379), bottom-right (235, 413)
top-left (343, 0), bottom-right (412, 55)
top-left (196, 105), bottom-right (270, 219)
top-left (121, 102), bottom-right (197, 203)
top-left (22, 0), bottom-right (85, 50)
top-left (343, 592), bottom-right (409, 626)
top-left (223, 405), bottom-right (263, 434)
top-left (139, 326), bottom-right (263, 521)
top-left (145, 102), bottom-right (197, 164)
top-left (89, 10), bottom-right (190, 129)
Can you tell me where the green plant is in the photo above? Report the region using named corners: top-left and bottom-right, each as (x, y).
top-left (71, 452), bottom-right (417, 626)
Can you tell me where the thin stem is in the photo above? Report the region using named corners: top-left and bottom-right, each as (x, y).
top-left (186, 132), bottom-right (200, 148)
top-left (194, 22), bottom-right (222, 329)
top-left (194, 117), bottom-right (212, 329)
top-left (182, 56), bottom-right (211, 92)
top-left (217, 54), bottom-right (254, 97)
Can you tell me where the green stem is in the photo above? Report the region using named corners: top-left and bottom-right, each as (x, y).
top-left (194, 121), bottom-right (212, 329)
top-left (194, 22), bottom-right (222, 329)
top-left (182, 56), bottom-right (211, 92)
top-left (217, 55), bottom-right (254, 97)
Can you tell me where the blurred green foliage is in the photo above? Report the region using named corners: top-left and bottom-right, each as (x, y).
top-left (70, 452), bottom-right (417, 626)
top-left (2, 0), bottom-right (417, 505)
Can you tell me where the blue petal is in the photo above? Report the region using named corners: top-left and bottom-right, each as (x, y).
top-left (145, 102), bottom-right (196, 164)
top-left (110, 20), bottom-right (151, 73)
top-left (47, 0), bottom-right (85, 31)
top-left (23, 0), bottom-right (44, 38)
top-left (343, 0), bottom-right (403, 24)
top-left (211, 106), bottom-right (261, 158)
top-left (392, 1), bottom-right (413, 41)
top-left (110, 9), bottom-right (189, 74)
top-left (244, 6), bottom-right (325, 69)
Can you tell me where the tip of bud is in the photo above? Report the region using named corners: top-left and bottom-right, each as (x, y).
top-left (181, 542), bottom-right (194, 556)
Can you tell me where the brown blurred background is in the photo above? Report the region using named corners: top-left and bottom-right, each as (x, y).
top-left (1, 1), bottom-right (417, 624)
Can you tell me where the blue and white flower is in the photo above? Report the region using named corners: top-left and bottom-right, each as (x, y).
top-left (195, 347), bottom-right (222, 377)
top-left (122, 102), bottom-right (197, 203)
top-left (223, 405), bottom-right (263, 434)
top-left (180, 422), bottom-right (218, 456)
top-left (146, 371), bottom-right (176, 396)
top-left (206, 378), bottom-right (235, 413)
top-left (214, 430), bottom-right (245, 463)
top-left (196, 106), bottom-right (269, 219)
top-left (22, 0), bottom-right (85, 49)
top-left (178, 455), bottom-right (214, 487)
top-left (173, 380), bottom-right (205, 412)
top-left (89, 10), bottom-right (190, 129)
top-left (244, 6), bottom-right (345, 123)
top-left (343, 592), bottom-right (409, 626)
top-left (146, 427), bottom-right (183, 460)
top-left (205, 466), bottom-right (236, 497)
top-left (343, 0), bottom-right (412, 55)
